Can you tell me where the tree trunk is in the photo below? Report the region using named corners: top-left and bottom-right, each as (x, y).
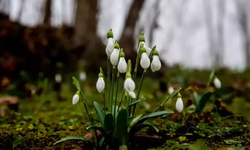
top-left (119, 0), bottom-right (145, 61)
top-left (44, 0), bottom-right (51, 26)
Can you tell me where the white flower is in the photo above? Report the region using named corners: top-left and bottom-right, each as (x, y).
top-left (151, 55), bottom-right (161, 72)
top-left (118, 57), bottom-right (127, 73)
top-left (137, 41), bottom-right (145, 53)
top-left (79, 71), bottom-right (86, 81)
top-left (213, 77), bottom-right (221, 89)
top-left (168, 86), bottom-right (174, 94)
top-left (124, 78), bottom-right (136, 98)
top-left (55, 74), bottom-right (62, 83)
top-left (140, 53), bottom-right (150, 69)
top-left (119, 145), bottom-right (128, 150)
top-left (105, 38), bottom-right (114, 56)
top-left (145, 46), bottom-right (151, 56)
top-left (96, 77), bottom-right (105, 93)
top-left (176, 97), bottom-right (184, 113)
top-left (110, 48), bottom-right (120, 66)
top-left (72, 94), bottom-right (79, 105)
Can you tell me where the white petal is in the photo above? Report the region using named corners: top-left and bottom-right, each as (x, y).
top-left (118, 58), bottom-right (127, 73)
top-left (129, 91), bottom-right (136, 98)
top-left (72, 94), bottom-right (79, 105)
top-left (213, 78), bottom-right (221, 89)
top-left (176, 97), bottom-right (184, 113)
top-left (124, 78), bottom-right (135, 92)
top-left (79, 71), bottom-right (87, 81)
top-left (96, 77), bottom-right (105, 93)
top-left (151, 56), bottom-right (161, 72)
top-left (168, 86), bottom-right (174, 94)
top-left (55, 74), bottom-right (62, 83)
top-left (145, 46), bottom-right (151, 56)
top-left (105, 38), bottom-right (114, 56)
top-left (110, 49), bottom-right (120, 66)
top-left (140, 53), bottom-right (150, 69)
top-left (137, 42), bottom-right (145, 53)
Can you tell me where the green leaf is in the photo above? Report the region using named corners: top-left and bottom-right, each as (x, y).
top-left (129, 123), bottom-right (159, 137)
top-left (128, 98), bottom-right (146, 107)
top-left (194, 92), bottom-right (201, 107)
top-left (198, 92), bottom-right (213, 113)
top-left (104, 113), bottom-right (114, 132)
top-left (185, 104), bottom-right (196, 114)
top-left (98, 137), bottom-right (105, 148)
top-left (12, 135), bottom-right (25, 148)
top-left (53, 136), bottom-right (91, 145)
top-left (138, 110), bottom-right (173, 124)
top-left (72, 77), bottom-right (81, 91)
top-left (117, 109), bottom-right (128, 145)
top-left (94, 101), bottom-right (105, 127)
top-left (86, 126), bottom-right (106, 136)
top-left (128, 114), bottom-right (143, 130)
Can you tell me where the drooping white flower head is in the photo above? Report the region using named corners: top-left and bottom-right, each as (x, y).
top-left (96, 69), bottom-right (105, 93)
top-left (124, 73), bottom-right (136, 98)
top-left (213, 77), bottom-right (221, 89)
top-left (110, 42), bottom-right (120, 66)
top-left (176, 93), bottom-right (183, 113)
top-left (72, 91), bottom-right (80, 105)
top-left (105, 29), bottom-right (114, 56)
top-left (140, 53), bottom-right (150, 69)
top-left (137, 32), bottom-right (145, 54)
top-left (117, 50), bottom-right (127, 73)
top-left (55, 73), bottom-right (62, 83)
top-left (151, 50), bottom-right (161, 72)
top-left (168, 86), bottom-right (174, 94)
top-left (79, 71), bottom-right (87, 81)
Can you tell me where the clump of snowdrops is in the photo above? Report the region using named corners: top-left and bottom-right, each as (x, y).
top-left (54, 29), bottom-right (182, 150)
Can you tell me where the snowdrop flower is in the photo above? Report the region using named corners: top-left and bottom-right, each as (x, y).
top-left (105, 29), bottom-right (114, 56)
top-left (213, 77), bottom-right (221, 89)
top-left (72, 91), bottom-right (80, 105)
top-left (168, 86), bottom-right (174, 94)
top-left (96, 71), bottom-right (105, 93)
top-left (137, 32), bottom-right (145, 54)
top-left (55, 73), bottom-right (62, 83)
top-left (110, 42), bottom-right (120, 66)
top-left (124, 73), bottom-right (136, 98)
top-left (79, 71), bottom-right (86, 81)
top-left (151, 50), bottom-right (161, 72)
top-left (140, 52), bottom-right (150, 69)
top-left (119, 145), bottom-right (128, 150)
top-left (117, 50), bottom-right (127, 73)
top-left (176, 93), bottom-right (183, 113)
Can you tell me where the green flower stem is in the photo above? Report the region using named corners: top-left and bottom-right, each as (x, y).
top-left (132, 69), bottom-right (147, 116)
top-left (107, 57), bottom-right (111, 112)
top-left (132, 52), bottom-right (141, 80)
top-left (206, 69), bottom-right (215, 92)
top-left (110, 66), bottom-right (116, 114)
top-left (103, 92), bottom-right (106, 114)
top-left (79, 92), bottom-right (97, 146)
top-left (114, 71), bottom-right (120, 118)
top-left (118, 89), bottom-right (125, 110)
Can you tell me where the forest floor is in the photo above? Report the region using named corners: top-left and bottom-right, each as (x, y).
top-left (0, 68), bottom-right (250, 150)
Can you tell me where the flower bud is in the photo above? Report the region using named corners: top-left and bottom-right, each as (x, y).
top-left (213, 77), bottom-right (221, 89)
top-left (168, 86), bottom-right (174, 94)
top-left (140, 53), bottom-right (150, 69)
top-left (151, 55), bottom-right (161, 72)
top-left (72, 91), bottom-right (80, 105)
top-left (118, 57), bottom-right (127, 73)
top-left (176, 97), bottom-right (184, 113)
top-left (96, 72), bottom-right (105, 93)
top-left (105, 38), bottom-right (114, 56)
top-left (110, 42), bottom-right (120, 66)
top-left (124, 76), bottom-right (136, 98)
top-left (55, 73), bottom-right (62, 83)
top-left (119, 145), bottom-right (128, 150)
top-left (79, 71), bottom-right (86, 81)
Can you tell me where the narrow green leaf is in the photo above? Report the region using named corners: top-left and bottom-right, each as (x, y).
top-left (138, 110), bottom-right (173, 124)
top-left (104, 113), bottom-right (114, 132)
top-left (53, 136), bottom-right (91, 145)
top-left (86, 126), bottom-right (106, 136)
top-left (98, 137), bottom-right (105, 148)
top-left (94, 101), bottom-right (105, 127)
top-left (128, 114), bottom-right (142, 130)
top-left (129, 123), bottom-right (159, 137)
top-left (128, 98), bottom-right (146, 107)
top-left (117, 109), bottom-right (128, 145)
top-left (198, 92), bottom-right (213, 113)
top-left (194, 92), bottom-right (201, 107)
top-left (72, 77), bottom-right (81, 91)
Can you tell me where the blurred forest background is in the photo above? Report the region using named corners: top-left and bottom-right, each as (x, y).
top-left (1, 0), bottom-right (250, 82)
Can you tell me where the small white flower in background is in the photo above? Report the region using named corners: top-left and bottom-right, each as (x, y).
top-left (105, 29), bottom-right (114, 56)
top-left (151, 50), bottom-right (161, 72)
top-left (168, 86), bottom-right (174, 94)
top-left (176, 93), bottom-right (184, 113)
top-left (96, 72), bottom-right (105, 93)
top-left (72, 91), bottom-right (80, 105)
top-left (79, 71), bottom-right (87, 81)
top-left (117, 51), bottom-right (127, 73)
top-left (124, 75), bottom-right (136, 98)
top-left (55, 73), bottom-right (62, 83)
top-left (213, 77), bottom-right (221, 89)
top-left (110, 42), bottom-right (120, 66)
top-left (140, 53), bottom-right (150, 69)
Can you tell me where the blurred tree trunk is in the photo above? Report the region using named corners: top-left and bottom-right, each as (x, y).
top-left (119, 0), bottom-right (145, 61)
top-left (44, 0), bottom-right (51, 26)
top-left (74, 0), bottom-right (105, 70)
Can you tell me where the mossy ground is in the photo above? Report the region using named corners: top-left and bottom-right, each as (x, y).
top-left (0, 68), bottom-right (250, 149)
